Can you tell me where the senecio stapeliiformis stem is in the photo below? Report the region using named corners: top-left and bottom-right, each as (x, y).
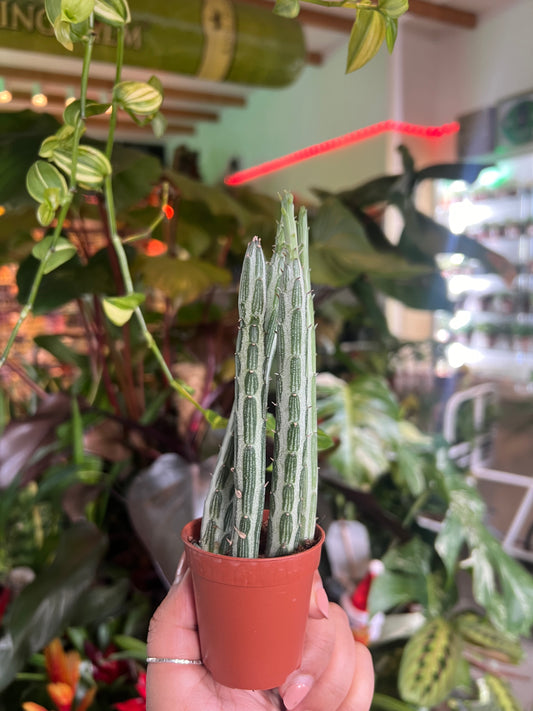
top-left (199, 193), bottom-right (318, 558)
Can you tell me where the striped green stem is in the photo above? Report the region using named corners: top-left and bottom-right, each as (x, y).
top-left (298, 206), bottom-right (318, 543)
top-left (266, 255), bottom-right (308, 556)
top-left (231, 237), bottom-right (268, 557)
top-left (199, 407), bottom-right (236, 553)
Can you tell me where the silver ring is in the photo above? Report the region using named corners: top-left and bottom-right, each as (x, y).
top-left (146, 657), bottom-right (203, 665)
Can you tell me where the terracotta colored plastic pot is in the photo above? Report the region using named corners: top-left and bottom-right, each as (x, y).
top-left (181, 515), bottom-right (325, 690)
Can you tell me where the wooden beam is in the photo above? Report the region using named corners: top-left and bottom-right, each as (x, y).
top-left (408, 0), bottom-right (477, 29)
top-left (237, 0), bottom-right (477, 31)
top-left (9, 90), bottom-right (219, 121)
top-left (0, 67), bottom-right (247, 107)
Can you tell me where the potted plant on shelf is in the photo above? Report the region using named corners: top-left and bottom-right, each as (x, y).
top-left (180, 191), bottom-right (325, 690)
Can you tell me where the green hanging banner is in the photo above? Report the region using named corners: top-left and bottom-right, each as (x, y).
top-left (0, 0), bottom-right (306, 87)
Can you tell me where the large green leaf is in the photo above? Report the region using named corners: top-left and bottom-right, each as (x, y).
top-left (399, 205), bottom-right (516, 282)
top-left (0, 521), bottom-right (107, 690)
top-left (166, 170), bottom-right (251, 227)
top-left (134, 253), bottom-right (231, 304)
top-left (415, 162), bottom-right (489, 185)
top-left (309, 198), bottom-right (429, 287)
top-left (372, 269), bottom-right (452, 311)
top-left (111, 144), bottom-right (162, 214)
top-left (0, 111), bottom-right (60, 208)
top-left (318, 174), bottom-right (399, 209)
top-left (16, 248), bottom-right (117, 313)
top-left (316, 373), bottom-right (414, 488)
top-left (399, 617), bottom-right (462, 707)
top-left (369, 569), bottom-right (429, 615)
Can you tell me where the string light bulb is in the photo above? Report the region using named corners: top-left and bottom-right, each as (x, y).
top-left (100, 92), bottom-right (113, 115)
top-left (0, 77), bottom-right (12, 104)
top-left (31, 83), bottom-right (48, 108)
top-left (65, 87), bottom-right (76, 106)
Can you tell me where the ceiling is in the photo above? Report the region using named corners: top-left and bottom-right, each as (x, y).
top-left (0, 1), bottom-right (520, 144)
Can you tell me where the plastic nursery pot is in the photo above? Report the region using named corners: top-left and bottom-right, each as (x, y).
top-left (181, 515), bottom-right (325, 690)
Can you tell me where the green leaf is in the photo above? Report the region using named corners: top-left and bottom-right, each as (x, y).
top-left (435, 509), bottom-right (466, 580)
top-left (205, 410), bottom-right (228, 429)
top-left (102, 292), bottom-right (145, 326)
top-left (0, 522), bottom-right (106, 691)
top-left (26, 160), bottom-right (69, 205)
top-left (151, 111), bottom-right (167, 139)
top-left (378, 0), bottom-right (409, 19)
top-left (273, 0), bottom-right (300, 18)
top-left (399, 618), bottom-right (462, 707)
top-left (346, 6), bottom-right (387, 73)
top-left (317, 428), bottom-right (334, 452)
top-left (454, 612), bottom-right (523, 664)
top-left (45, 0), bottom-right (61, 24)
top-left (114, 80), bottom-right (163, 116)
top-left (482, 674), bottom-right (523, 711)
top-left (51, 145), bottom-right (112, 189)
top-left (385, 16), bottom-right (398, 53)
top-left (34, 335), bottom-right (87, 368)
top-left (112, 634), bottom-right (147, 654)
top-left (134, 254), bottom-right (231, 304)
top-left (61, 0), bottom-right (94, 24)
top-left (93, 0), bottom-right (130, 26)
top-left (36, 200), bottom-right (56, 227)
top-left (0, 111), bottom-right (61, 208)
top-left (369, 569), bottom-right (428, 615)
top-left (63, 99), bottom-right (111, 127)
top-left (32, 236), bottom-right (77, 274)
top-left (53, 16), bottom-right (74, 50)
top-left (383, 537), bottom-right (432, 576)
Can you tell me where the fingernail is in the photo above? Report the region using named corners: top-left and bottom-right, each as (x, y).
top-left (316, 586), bottom-right (329, 619)
top-left (173, 553), bottom-right (187, 585)
top-left (282, 675), bottom-right (313, 710)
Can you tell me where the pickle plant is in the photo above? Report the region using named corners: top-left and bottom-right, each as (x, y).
top-left (199, 192), bottom-right (319, 558)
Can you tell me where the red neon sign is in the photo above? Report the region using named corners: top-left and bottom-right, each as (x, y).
top-left (224, 120), bottom-right (460, 186)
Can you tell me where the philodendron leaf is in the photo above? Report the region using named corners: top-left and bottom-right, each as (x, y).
top-left (399, 618), bottom-right (462, 707)
top-left (32, 236), bottom-right (77, 274)
top-left (26, 160), bottom-right (69, 206)
top-left (114, 81), bottom-right (163, 116)
top-left (93, 0), bottom-right (131, 26)
top-left (273, 0), bottom-right (300, 18)
top-left (102, 292), bottom-right (145, 326)
top-left (346, 5), bottom-right (387, 73)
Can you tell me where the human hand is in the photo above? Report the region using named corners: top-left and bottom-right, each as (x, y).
top-left (146, 557), bottom-right (374, 710)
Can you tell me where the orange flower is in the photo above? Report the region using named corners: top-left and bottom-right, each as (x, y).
top-left (47, 682), bottom-right (74, 711)
top-left (45, 639), bottom-right (80, 689)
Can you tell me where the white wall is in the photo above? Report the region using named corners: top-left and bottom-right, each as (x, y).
top-left (172, 37), bottom-right (392, 199)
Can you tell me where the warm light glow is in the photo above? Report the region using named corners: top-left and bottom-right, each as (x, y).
top-left (31, 84), bottom-right (48, 108)
top-left (224, 120), bottom-right (461, 186)
top-left (65, 96), bottom-right (75, 107)
top-left (0, 77), bottom-right (11, 103)
top-left (0, 205), bottom-right (5, 217)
